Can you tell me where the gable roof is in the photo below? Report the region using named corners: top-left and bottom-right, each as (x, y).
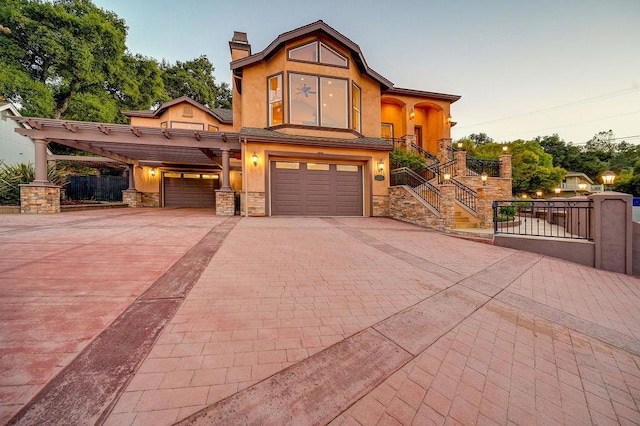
top-left (0, 101), bottom-right (32, 129)
top-left (230, 20), bottom-right (393, 90)
top-left (122, 96), bottom-right (233, 124)
top-left (384, 87), bottom-right (461, 103)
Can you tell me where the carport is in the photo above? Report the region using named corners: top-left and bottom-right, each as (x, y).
top-left (12, 117), bottom-right (241, 214)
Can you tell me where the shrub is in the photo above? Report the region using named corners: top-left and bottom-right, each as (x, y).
top-left (0, 161), bottom-right (66, 205)
top-left (390, 148), bottom-right (426, 171)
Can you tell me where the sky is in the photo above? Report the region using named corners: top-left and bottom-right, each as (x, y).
top-left (93, 0), bottom-right (640, 145)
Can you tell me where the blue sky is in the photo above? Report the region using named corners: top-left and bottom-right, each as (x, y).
top-left (93, 0), bottom-right (640, 145)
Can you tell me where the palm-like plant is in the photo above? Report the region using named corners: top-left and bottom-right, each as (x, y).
top-left (0, 161), bottom-right (66, 205)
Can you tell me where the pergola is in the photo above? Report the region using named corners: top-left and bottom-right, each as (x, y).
top-left (12, 117), bottom-right (242, 191)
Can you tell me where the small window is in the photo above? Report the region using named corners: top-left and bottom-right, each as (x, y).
top-left (171, 122), bottom-right (204, 130)
top-left (208, 124), bottom-right (219, 131)
top-left (268, 74), bottom-right (283, 126)
top-left (352, 83), bottom-right (362, 133)
top-left (288, 41), bottom-right (347, 67)
top-left (337, 165), bottom-right (358, 172)
top-left (161, 121), bottom-right (168, 128)
top-left (201, 174), bottom-right (219, 179)
top-left (381, 123), bottom-right (394, 140)
top-left (288, 42), bottom-right (318, 62)
top-left (182, 106), bottom-right (193, 117)
top-left (319, 43), bottom-right (348, 67)
top-left (183, 173), bottom-right (201, 179)
top-left (275, 162), bottom-right (300, 169)
top-left (307, 163), bottom-right (330, 171)
top-left (164, 172), bottom-right (181, 178)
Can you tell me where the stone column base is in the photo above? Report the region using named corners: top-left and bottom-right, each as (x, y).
top-left (373, 195), bottom-right (390, 217)
top-left (215, 190), bottom-right (236, 216)
top-left (20, 184), bottom-right (61, 214)
top-left (122, 190), bottom-right (142, 207)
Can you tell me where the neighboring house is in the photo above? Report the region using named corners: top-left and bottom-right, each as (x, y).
top-left (14, 20), bottom-right (511, 224)
top-left (0, 101), bottom-right (36, 166)
top-left (559, 172), bottom-right (604, 195)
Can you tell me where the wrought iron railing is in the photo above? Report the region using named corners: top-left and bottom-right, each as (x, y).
top-left (466, 156), bottom-right (500, 177)
top-left (437, 160), bottom-right (456, 184)
top-left (411, 143), bottom-right (439, 164)
top-left (416, 165), bottom-right (438, 182)
top-left (391, 167), bottom-right (440, 211)
top-left (493, 200), bottom-right (593, 240)
top-left (452, 180), bottom-right (477, 213)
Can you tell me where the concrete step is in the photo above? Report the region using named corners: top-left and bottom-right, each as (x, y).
top-left (454, 222), bottom-right (478, 229)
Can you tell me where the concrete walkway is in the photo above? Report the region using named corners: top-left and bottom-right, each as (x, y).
top-left (1, 210), bottom-right (639, 425)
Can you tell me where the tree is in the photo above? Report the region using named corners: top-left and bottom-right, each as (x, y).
top-left (160, 55), bottom-right (231, 108)
top-left (508, 140), bottom-right (566, 194)
top-left (466, 133), bottom-right (493, 146)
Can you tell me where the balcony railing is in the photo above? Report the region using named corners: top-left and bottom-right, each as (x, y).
top-left (466, 156), bottom-right (500, 177)
top-left (560, 182), bottom-right (604, 193)
top-left (391, 167), bottom-right (440, 211)
top-left (493, 200), bottom-right (593, 240)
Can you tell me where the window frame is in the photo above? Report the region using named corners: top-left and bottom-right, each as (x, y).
top-left (267, 72), bottom-right (284, 127)
top-left (381, 123), bottom-right (394, 141)
top-left (288, 72), bottom-right (349, 130)
top-left (352, 82), bottom-right (362, 134)
top-left (287, 40), bottom-right (349, 69)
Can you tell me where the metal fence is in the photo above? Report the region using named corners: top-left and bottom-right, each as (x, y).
top-left (66, 175), bottom-right (128, 202)
top-left (493, 200), bottom-right (593, 240)
top-left (466, 156), bottom-right (500, 177)
top-left (391, 167), bottom-right (440, 211)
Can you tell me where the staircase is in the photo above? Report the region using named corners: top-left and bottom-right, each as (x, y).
top-left (454, 211), bottom-right (478, 229)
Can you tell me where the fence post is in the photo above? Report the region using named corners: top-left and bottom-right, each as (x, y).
top-left (589, 192), bottom-right (633, 275)
top-left (439, 184), bottom-right (456, 230)
top-left (499, 154), bottom-right (512, 178)
top-left (454, 150), bottom-right (466, 177)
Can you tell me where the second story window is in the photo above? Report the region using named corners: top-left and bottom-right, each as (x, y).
top-left (288, 41), bottom-right (347, 67)
top-left (268, 74), bottom-right (283, 126)
top-left (352, 83), bottom-right (361, 133)
top-left (289, 73), bottom-right (347, 129)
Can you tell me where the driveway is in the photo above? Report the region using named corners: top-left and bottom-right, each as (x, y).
top-left (1, 210), bottom-right (639, 425)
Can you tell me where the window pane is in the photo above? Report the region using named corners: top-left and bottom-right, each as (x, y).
top-left (352, 84), bottom-right (361, 133)
top-left (290, 74), bottom-right (318, 126)
top-left (164, 172), bottom-right (181, 178)
top-left (306, 163), bottom-right (330, 171)
top-left (171, 122), bottom-right (204, 130)
top-left (288, 42), bottom-right (318, 62)
top-left (320, 77), bottom-right (347, 128)
top-left (381, 123), bottom-right (394, 140)
top-left (183, 173), bottom-right (201, 179)
top-left (208, 124), bottom-right (219, 131)
top-left (275, 162), bottom-right (300, 169)
top-left (268, 75), bottom-right (283, 126)
top-left (201, 174), bottom-right (218, 179)
top-left (337, 165), bottom-right (359, 172)
top-left (319, 43), bottom-right (347, 67)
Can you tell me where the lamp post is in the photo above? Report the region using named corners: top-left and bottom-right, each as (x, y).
top-left (577, 182), bottom-right (587, 195)
top-left (554, 187), bottom-right (561, 196)
top-left (535, 190), bottom-right (543, 199)
top-left (601, 170), bottom-right (616, 191)
top-left (481, 172), bottom-right (488, 186)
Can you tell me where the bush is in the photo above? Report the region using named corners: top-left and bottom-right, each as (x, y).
top-left (0, 161), bottom-right (66, 205)
top-left (390, 148), bottom-right (426, 171)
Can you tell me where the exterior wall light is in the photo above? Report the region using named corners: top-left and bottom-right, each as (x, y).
top-left (601, 170), bottom-right (616, 190)
top-left (554, 187), bottom-right (561, 195)
top-left (409, 108), bottom-right (415, 120)
top-left (457, 141), bottom-right (464, 150)
top-left (481, 172), bottom-right (488, 185)
top-left (377, 159), bottom-right (384, 173)
top-left (150, 168), bottom-right (156, 177)
top-left (251, 152), bottom-right (258, 167)
top-left (443, 172), bottom-right (451, 182)
top-left (536, 190), bottom-right (543, 198)
top-left (502, 144), bottom-right (508, 153)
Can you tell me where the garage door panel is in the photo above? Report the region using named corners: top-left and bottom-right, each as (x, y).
top-left (271, 161), bottom-right (363, 216)
top-left (163, 174), bottom-right (216, 207)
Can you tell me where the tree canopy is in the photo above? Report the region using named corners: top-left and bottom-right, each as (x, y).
top-left (0, 0), bottom-right (231, 124)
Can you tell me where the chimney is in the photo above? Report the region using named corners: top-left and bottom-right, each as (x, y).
top-left (229, 31), bottom-right (251, 61)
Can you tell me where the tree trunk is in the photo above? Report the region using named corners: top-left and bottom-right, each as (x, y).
top-left (53, 80), bottom-right (78, 119)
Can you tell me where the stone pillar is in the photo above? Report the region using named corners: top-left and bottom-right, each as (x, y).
top-left (590, 192), bottom-right (633, 275)
top-left (20, 184), bottom-right (60, 213)
top-left (215, 190), bottom-right (235, 215)
top-left (439, 184), bottom-right (456, 230)
top-left (437, 138), bottom-right (453, 163)
top-left (454, 150), bottom-right (466, 178)
top-left (499, 154), bottom-right (512, 178)
top-left (33, 139), bottom-right (49, 184)
top-left (476, 187), bottom-right (493, 229)
top-left (221, 148), bottom-right (231, 190)
top-left (122, 190), bottom-right (142, 207)
top-left (127, 164), bottom-right (135, 190)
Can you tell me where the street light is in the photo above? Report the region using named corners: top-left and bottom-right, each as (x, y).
top-left (601, 170), bottom-right (616, 190)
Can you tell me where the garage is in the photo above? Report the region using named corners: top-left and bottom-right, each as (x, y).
top-left (163, 172), bottom-right (219, 207)
top-left (270, 161), bottom-right (363, 216)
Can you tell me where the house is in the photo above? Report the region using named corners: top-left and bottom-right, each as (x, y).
top-left (559, 172), bottom-right (604, 195)
top-left (0, 101), bottom-right (36, 166)
top-left (13, 20), bottom-right (511, 225)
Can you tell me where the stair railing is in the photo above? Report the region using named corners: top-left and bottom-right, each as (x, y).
top-left (390, 167), bottom-right (440, 211)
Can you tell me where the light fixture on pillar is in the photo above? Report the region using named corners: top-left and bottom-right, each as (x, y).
top-left (150, 168), bottom-right (156, 177)
top-left (377, 159), bottom-right (384, 173)
top-left (443, 172), bottom-right (451, 182)
top-left (577, 182), bottom-right (587, 193)
top-left (457, 141), bottom-right (464, 150)
top-left (601, 170), bottom-right (616, 190)
top-left (536, 190), bottom-right (543, 198)
top-left (251, 152), bottom-right (258, 167)
top-left (481, 172), bottom-right (488, 185)
top-left (502, 144), bottom-right (508, 153)
top-left (409, 108), bottom-right (415, 120)
top-left (554, 187), bottom-right (561, 195)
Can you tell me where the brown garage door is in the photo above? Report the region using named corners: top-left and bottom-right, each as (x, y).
top-left (270, 161), bottom-right (363, 216)
top-left (163, 173), bottom-right (217, 207)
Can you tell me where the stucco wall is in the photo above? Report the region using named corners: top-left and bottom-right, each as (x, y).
top-left (129, 101), bottom-right (233, 132)
top-left (633, 221), bottom-right (640, 276)
top-left (494, 235), bottom-right (596, 267)
top-left (0, 113), bottom-right (36, 165)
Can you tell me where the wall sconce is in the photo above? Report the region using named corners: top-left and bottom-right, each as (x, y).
top-left (481, 172), bottom-right (488, 185)
top-left (601, 170), bottom-right (616, 190)
top-left (502, 145), bottom-right (508, 153)
top-left (377, 159), bottom-right (384, 173)
top-left (457, 141), bottom-right (464, 150)
top-left (409, 108), bottom-right (415, 120)
top-left (554, 187), bottom-right (561, 195)
top-left (251, 152), bottom-right (258, 167)
top-left (443, 172), bottom-right (451, 182)
top-left (447, 114), bottom-right (452, 124)
top-left (536, 190), bottom-right (543, 198)
top-left (150, 168), bottom-right (156, 177)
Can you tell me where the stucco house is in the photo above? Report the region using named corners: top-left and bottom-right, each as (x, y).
top-left (559, 172), bottom-right (604, 195)
top-left (13, 20), bottom-right (511, 227)
top-left (0, 101), bottom-right (37, 166)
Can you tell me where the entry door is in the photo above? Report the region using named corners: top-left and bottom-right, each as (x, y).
top-left (414, 125), bottom-right (423, 148)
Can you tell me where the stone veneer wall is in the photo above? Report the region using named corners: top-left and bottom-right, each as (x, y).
top-left (215, 191), bottom-right (235, 216)
top-left (476, 179), bottom-right (513, 228)
top-left (141, 192), bottom-right (160, 207)
top-left (122, 190), bottom-right (142, 207)
top-left (389, 186), bottom-right (443, 229)
top-left (240, 192), bottom-right (266, 216)
top-left (372, 195), bottom-right (389, 217)
top-left (20, 184), bottom-right (60, 214)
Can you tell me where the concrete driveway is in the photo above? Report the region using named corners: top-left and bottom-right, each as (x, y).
top-left (1, 209), bottom-right (639, 425)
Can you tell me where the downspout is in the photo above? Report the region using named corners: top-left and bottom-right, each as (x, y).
top-left (242, 137), bottom-right (249, 217)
